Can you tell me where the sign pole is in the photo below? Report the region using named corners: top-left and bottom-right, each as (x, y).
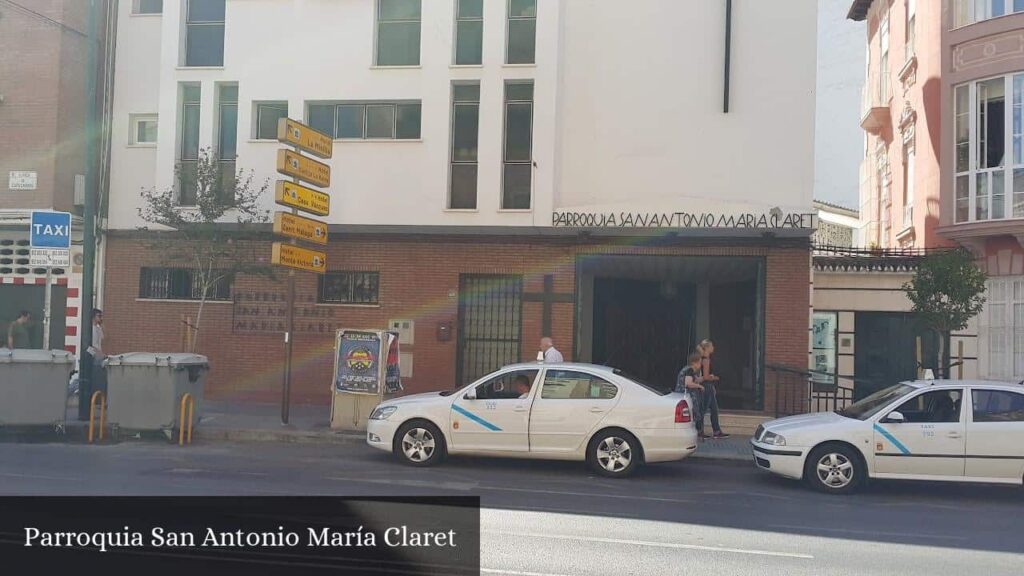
top-left (281, 163), bottom-right (300, 426)
top-left (42, 268), bottom-right (52, 350)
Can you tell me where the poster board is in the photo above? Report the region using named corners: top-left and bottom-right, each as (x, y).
top-left (330, 329), bottom-right (402, 430)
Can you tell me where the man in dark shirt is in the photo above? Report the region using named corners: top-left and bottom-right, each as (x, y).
top-left (677, 351), bottom-right (705, 439)
top-left (6, 310), bottom-right (31, 349)
top-left (700, 339), bottom-right (730, 439)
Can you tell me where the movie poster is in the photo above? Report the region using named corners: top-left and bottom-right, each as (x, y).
top-left (384, 332), bottom-right (403, 394)
top-left (334, 330), bottom-right (382, 394)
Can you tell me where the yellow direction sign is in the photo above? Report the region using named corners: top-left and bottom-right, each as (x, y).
top-left (277, 149), bottom-right (330, 188)
top-left (278, 117), bottom-right (333, 159)
top-left (272, 242), bottom-right (326, 274)
top-left (275, 181), bottom-right (330, 217)
top-left (274, 211), bottom-right (328, 246)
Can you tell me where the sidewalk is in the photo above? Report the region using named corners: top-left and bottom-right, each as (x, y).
top-left (193, 400), bottom-right (752, 461)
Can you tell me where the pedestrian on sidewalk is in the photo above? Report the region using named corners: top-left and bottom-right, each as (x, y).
top-left (6, 310), bottom-right (32, 349)
top-left (699, 339), bottom-right (729, 439)
top-left (86, 308), bottom-right (108, 393)
top-left (677, 351), bottom-right (705, 439)
top-left (540, 336), bottom-right (564, 363)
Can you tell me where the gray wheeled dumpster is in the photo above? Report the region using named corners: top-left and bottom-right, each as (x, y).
top-left (0, 348), bottom-right (75, 426)
top-left (104, 352), bottom-right (208, 432)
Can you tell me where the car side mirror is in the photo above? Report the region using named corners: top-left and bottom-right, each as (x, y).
top-left (884, 411), bottom-right (905, 424)
top-left (463, 390), bottom-right (476, 400)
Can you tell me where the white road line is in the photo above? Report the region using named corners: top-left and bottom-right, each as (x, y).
top-left (0, 472), bottom-right (75, 482)
top-left (767, 524), bottom-right (969, 541)
top-left (478, 485), bottom-right (695, 504)
top-left (479, 565), bottom-right (577, 569)
top-left (483, 530), bottom-right (814, 560)
top-left (496, 504), bottom-right (642, 519)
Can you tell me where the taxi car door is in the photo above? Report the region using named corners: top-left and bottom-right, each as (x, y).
top-left (873, 388), bottom-right (966, 479)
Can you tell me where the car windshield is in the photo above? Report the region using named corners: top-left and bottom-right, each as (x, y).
top-left (836, 384), bottom-right (916, 421)
top-left (612, 369), bottom-right (670, 396)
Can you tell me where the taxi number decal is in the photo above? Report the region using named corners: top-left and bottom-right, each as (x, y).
top-left (485, 401), bottom-right (497, 411)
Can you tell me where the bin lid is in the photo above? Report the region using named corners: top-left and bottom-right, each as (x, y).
top-left (0, 348), bottom-right (75, 364)
top-left (105, 352), bottom-right (209, 367)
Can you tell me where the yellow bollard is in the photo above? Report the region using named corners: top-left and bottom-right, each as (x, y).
top-left (88, 391), bottom-right (106, 443)
top-left (178, 393), bottom-right (194, 446)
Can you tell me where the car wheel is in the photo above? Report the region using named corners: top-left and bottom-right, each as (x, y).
top-left (587, 429), bottom-right (642, 478)
top-left (804, 444), bottom-right (864, 495)
top-left (394, 420), bottom-right (446, 467)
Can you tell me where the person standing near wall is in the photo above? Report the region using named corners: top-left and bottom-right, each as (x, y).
top-left (699, 339), bottom-right (730, 439)
top-left (86, 309), bottom-right (107, 393)
top-left (6, 311), bottom-right (32, 349)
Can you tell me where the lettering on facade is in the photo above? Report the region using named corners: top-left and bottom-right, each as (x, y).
top-left (550, 211), bottom-right (818, 230)
top-left (231, 291), bottom-right (339, 334)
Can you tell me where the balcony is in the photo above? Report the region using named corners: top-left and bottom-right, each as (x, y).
top-left (860, 86), bottom-right (891, 135)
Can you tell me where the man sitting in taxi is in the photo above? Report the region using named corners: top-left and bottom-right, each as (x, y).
top-left (514, 375), bottom-right (532, 399)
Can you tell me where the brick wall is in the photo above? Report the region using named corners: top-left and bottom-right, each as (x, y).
top-left (102, 235), bottom-right (810, 412)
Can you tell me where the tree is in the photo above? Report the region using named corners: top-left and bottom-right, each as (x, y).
top-left (903, 249), bottom-right (988, 378)
top-left (138, 149), bottom-right (272, 352)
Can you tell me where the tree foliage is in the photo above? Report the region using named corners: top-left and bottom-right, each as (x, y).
top-left (137, 149), bottom-right (272, 352)
top-left (903, 249), bottom-right (987, 333)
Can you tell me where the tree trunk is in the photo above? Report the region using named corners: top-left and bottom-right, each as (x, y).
top-left (192, 295), bottom-right (205, 353)
top-left (936, 328), bottom-right (946, 379)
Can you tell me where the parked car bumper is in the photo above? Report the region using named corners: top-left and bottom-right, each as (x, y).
top-left (751, 439), bottom-right (806, 480)
top-left (639, 427), bottom-right (699, 463)
top-left (366, 418), bottom-right (400, 453)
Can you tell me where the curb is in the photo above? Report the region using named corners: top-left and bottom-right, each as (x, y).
top-left (192, 428), bottom-right (366, 445)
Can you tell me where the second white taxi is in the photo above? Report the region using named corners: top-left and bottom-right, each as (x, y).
top-left (751, 379), bottom-right (1024, 493)
top-left (366, 362), bottom-right (698, 477)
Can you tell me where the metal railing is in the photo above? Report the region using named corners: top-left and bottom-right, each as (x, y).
top-left (769, 365), bottom-right (856, 418)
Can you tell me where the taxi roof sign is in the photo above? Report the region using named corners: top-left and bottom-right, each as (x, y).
top-left (271, 242), bottom-right (326, 274)
top-left (274, 180), bottom-right (330, 216)
top-left (278, 117), bottom-right (333, 159)
top-left (273, 211), bottom-right (329, 246)
top-left (276, 149), bottom-right (330, 188)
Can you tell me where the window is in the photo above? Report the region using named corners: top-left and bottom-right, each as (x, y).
top-left (319, 272), bottom-right (380, 304)
top-left (178, 84), bottom-right (201, 205)
top-left (812, 312), bottom-right (838, 386)
top-left (986, 277), bottom-right (1024, 380)
top-left (133, 0), bottom-right (162, 15)
top-left (891, 389), bottom-right (963, 423)
top-left (217, 85), bottom-right (238, 204)
top-left (454, 0), bottom-right (483, 65)
top-left (502, 81), bottom-right (533, 209)
top-left (954, 0), bottom-right (1024, 27)
top-left (903, 145), bottom-right (914, 227)
top-left (254, 102), bottom-right (287, 140)
top-left (953, 75), bottom-right (1024, 223)
top-left (905, 0), bottom-right (915, 60)
top-left (879, 16), bottom-right (889, 103)
top-left (506, 0), bottom-right (536, 64)
top-left (973, 389), bottom-right (1024, 421)
top-left (541, 370), bottom-right (617, 400)
top-left (130, 114), bottom-right (158, 145)
top-left (138, 267), bottom-right (231, 301)
top-left (376, 0), bottom-right (421, 66)
top-left (307, 101), bottom-right (421, 140)
top-left (450, 83), bottom-right (480, 209)
top-left (837, 384), bottom-right (916, 420)
top-left (184, 0), bottom-right (225, 67)
top-left (473, 370), bottom-right (539, 400)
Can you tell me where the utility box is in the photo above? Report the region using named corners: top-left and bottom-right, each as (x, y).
top-left (0, 348), bottom-right (74, 426)
top-left (104, 352), bottom-right (208, 432)
top-left (330, 330), bottom-right (403, 431)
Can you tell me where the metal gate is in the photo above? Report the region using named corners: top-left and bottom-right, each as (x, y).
top-left (457, 274), bottom-right (523, 385)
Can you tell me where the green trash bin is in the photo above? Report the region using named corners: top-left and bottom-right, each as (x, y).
top-left (0, 348), bottom-right (75, 427)
top-left (104, 352), bottom-right (208, 433)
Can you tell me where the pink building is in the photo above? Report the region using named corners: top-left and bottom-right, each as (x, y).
top-left (937, 0), bottom-right (1024, 381)
top-left (850, 0), bottom-right (948, 250)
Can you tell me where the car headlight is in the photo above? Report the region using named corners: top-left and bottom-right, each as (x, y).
top-left (762, 431), bottom-right (786, 446)
top-left (369, 406), bottom-right (398, 420)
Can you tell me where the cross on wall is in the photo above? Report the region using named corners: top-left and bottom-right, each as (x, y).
top-left (522, 274), bottom-right (574, 339)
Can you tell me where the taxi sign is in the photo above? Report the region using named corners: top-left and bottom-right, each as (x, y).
top-left (271, 242), bottom-right (326, 274)
top-left (277, 118), bottom-right (333, 159)
top-left (274, 211), bottom-right (329, 246)
top-left (277, 149), bottom-right (330, 188)
top-left (274, 180), bottom-right (330, 216)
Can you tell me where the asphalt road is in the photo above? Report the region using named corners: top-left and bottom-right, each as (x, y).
top-left (0, 439), bottom-right (1021, 576)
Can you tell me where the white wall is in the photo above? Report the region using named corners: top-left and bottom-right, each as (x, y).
top-left (107, 0), bottom-right (818, 230)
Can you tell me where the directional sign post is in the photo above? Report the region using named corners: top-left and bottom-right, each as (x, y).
top-left (30, 211), bottom-right (72, 351)
top-left (273, 117), bottom-right (333, 424)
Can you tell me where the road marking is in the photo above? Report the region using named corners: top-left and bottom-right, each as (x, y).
top-left (768, 524), bottom-right (969, 541)
top-left (325, 476), bottom-right (478, 491)
top-left (483, 530), bottom-right (814, 559)
top-left (497, 504), bottom-right (642, 519)
top-left (478, 485), bottom-right (695, 504)
top-left (479, 565), bottom-right (577, 569)
top-left (0, 472), bottom-right (74, 482)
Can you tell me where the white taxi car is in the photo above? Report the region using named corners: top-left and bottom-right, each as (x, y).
top-left (751, 379), bottom-right (1024, 494)
top-left (366, 362), bottom-right (698, 477)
